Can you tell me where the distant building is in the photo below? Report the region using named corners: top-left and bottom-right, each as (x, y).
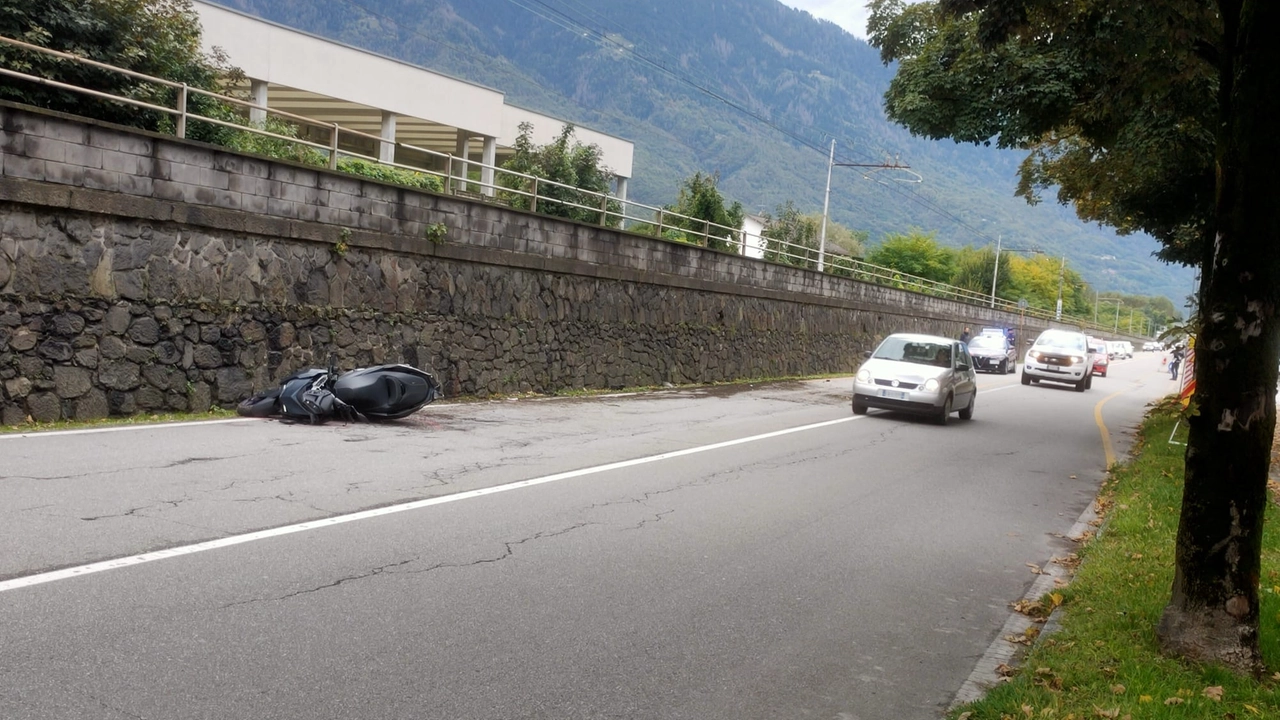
top-left (740, 214), bottom-right (767, 259)
top-left (192, 1), bottom-right (634, 201)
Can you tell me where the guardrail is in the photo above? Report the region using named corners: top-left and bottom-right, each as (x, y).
top-left (0, 34), bottom-right (1139, 338)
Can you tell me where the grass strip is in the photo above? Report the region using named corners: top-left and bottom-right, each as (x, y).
top-left (953, 398), bottom-right (1280, 719)
top-left (0, 408), bottom-right (237, 434)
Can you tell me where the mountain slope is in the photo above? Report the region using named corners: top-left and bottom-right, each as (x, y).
top-left (211, 0), bottom-right (1196, 305)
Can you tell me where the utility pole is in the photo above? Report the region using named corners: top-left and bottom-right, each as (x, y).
top-left (1054, 255), bottom-right (1066, 321)
top-left (818, 139), bottom-right (834, 273)
top-left (817, 141), bottom-right (912, 275)
top-left (989, 235), bottom-right (1002, 308)
top-left (1114, 301), bottom-right (1121, 333)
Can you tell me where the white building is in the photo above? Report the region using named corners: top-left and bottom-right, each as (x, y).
top-left (740, 214), bottom-right (767, 259)
top-left (192, 1), bottom-right (634, 201)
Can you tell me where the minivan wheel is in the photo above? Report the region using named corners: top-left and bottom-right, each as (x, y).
top-left (852, 398), bottom-right (867, 415)
top-left (998, 359), bottom-right (1007, 374)
top-left (1021, 371), bottom-right (1031, 386)
top-left (1075, 377), bottom-right (1087, 392)
top-left (936, 395), bottom-right (953, 425)
top-left (959, 393), bottom-right (974, 420)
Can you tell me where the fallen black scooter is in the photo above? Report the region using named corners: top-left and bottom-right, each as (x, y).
top-left (237, 359), bottom-right (441, 424)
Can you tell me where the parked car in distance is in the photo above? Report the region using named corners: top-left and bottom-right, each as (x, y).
top-left (853, 333), bottom-right (978, 425)
top-left (1022, 329), bottom-right (1094, 391)
top-left (1142, 341), bottom-right (1162, 352)
top-left (1089, 339), bottom-right (1109, 377)
top-left (967, 332), bottom-right (1017, 374)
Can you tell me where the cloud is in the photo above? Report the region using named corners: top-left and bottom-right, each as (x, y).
top-left (779, 0), bottom-right (872, 39)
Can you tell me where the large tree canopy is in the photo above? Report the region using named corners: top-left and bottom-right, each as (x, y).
top-left (870, 0), bottom-right (1280, 675)
top-left (869, 0), bottom-right (1218, 265)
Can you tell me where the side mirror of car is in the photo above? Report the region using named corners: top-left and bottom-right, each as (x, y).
top-left (862, 350), bottom-right (872, 358)
top-left (956, 362), bottom-right (971, 372)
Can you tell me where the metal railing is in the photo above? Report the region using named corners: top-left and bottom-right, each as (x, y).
top-left (0, 34), bottom-right (1133, 336)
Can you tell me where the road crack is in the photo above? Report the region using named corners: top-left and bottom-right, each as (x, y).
top-left (222, 523), bottom-right (595, 608)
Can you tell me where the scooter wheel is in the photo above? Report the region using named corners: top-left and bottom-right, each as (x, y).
top-left (237, 391), bottom-right (281, 418)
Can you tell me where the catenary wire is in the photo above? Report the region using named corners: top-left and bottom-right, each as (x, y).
top-left (332, 0), bottom-right (1004, 246)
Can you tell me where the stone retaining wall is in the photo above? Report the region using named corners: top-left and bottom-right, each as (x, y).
top-left (0, 103), bottom-right (1049, 424)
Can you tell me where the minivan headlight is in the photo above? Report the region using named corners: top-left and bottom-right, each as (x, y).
top-left (1069, 355), bottom-right (1083, 364)
top-left (923, 378), bottom-right (939, 392)
top-left (856, 369), bottom-right (871, 383)
top-left (1028, 351), bottom-right (1041, 361)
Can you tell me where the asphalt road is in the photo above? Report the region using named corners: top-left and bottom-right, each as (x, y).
top-left (1, 352), bottom-right (1177, 719)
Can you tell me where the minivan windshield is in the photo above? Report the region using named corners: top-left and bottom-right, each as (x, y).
top-left (873, 337), bottom-right (952, 367)
top-left (1035, 330), bottom-right (1087, 352)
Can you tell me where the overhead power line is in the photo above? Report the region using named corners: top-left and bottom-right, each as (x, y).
top-left (332, 0), bottom-right (1009, 247)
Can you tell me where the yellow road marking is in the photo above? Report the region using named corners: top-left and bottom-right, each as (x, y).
top-left (1094, 389), bottom-right (1128, 468)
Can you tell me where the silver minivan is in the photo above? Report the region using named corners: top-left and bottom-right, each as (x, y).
top-left (852, 333), bottom-right (978, 425)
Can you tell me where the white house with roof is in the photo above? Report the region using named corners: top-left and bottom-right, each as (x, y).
top-left (192, 1), bottom-right (634, 201)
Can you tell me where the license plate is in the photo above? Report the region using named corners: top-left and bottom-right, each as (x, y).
top-left (879, 389), bottom-right (907, 400)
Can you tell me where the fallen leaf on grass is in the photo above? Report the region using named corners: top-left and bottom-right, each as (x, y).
top-left (994, 663), bottom-right (1016, 677)
top-left (1033, 667), bottom-right (1063, 691)
top-left (957, 713), bottom-right (972, 720)
top-left (1111, 684), bottom-right (1126, 694)
top-left (1026, 563), bottom-right (1044, 575)
top-left (1164, 697), bottom-right (1184, 706)
top-left (1094, 707), bottom-right (1120, 718)
top-left (1130, 553), bottom-right (1143, 560)
top-left (1245, 704), bottom-right (1261, 714)
top-left (1022, 704), bottom-right (1034, 717)
top-left (1203, 686), bottom-right (1224, 701)
top-left (1139, 696), bottom-right (1152, 703)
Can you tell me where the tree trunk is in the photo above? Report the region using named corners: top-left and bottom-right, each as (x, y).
top-left (1157, 0), bottom-right (1280, 676)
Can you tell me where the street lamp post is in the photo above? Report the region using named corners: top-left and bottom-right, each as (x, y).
top-left (989, 234), bottom-right (1002, 308)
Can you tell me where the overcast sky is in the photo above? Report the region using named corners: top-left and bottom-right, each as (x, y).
top-left (779, 0), bottom-right (871, 39)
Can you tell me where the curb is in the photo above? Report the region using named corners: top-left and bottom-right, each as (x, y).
top-left (949, 493), bottom-right (1102, 709)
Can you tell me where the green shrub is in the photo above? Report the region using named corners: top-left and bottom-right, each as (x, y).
top-left (336, 158), bottom-right (444, 193)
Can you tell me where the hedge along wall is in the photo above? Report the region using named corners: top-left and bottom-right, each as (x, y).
top-left (0, 103), bottom-right (1041, 424)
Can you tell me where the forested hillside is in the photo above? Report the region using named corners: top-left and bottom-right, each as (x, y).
top-left (210, 0), bottom-right (1195, 305)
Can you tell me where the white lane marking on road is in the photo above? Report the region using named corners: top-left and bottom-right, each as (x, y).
top-left (0, 414), bottom-right (865, 594)
top-left (0, 418), bottom-right (253, 440)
